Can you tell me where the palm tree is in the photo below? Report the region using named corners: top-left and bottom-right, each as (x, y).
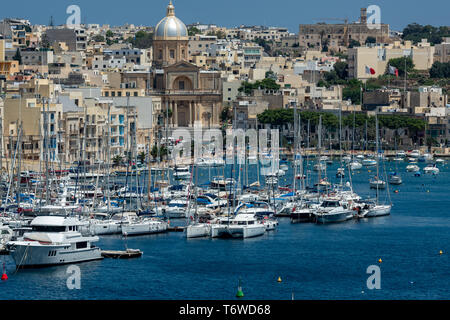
top-left (138, 151), bottom-right (146, 164)
top-left (112, 155), bottom-right (123, 167)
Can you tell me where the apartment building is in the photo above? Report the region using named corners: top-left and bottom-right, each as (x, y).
top-left (348, 40), bottom-right (435, 79)
top-left (434, 37), bottom-right (450, 63)
top-left (188, 35), bottom-right (217, 55)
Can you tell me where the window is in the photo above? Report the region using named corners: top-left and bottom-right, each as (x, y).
top-left (76, 242), bottom-right (88, 249)
top-left (179, 80), bottom-right (185, 90)
top-left (170, 50), bottom-right (175, 59)
top-left (158, 50), bottom-right (163, 59)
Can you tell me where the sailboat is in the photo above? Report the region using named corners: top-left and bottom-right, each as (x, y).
top-left (388, 138), bottom-right (403, 185)
top-left (366, 116), bottom-right (391, 217)
top-left (186, 164), bottom-right (211, 238)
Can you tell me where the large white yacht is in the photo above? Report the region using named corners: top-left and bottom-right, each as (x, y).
top-left (7, 216), bottom-right (102, 268)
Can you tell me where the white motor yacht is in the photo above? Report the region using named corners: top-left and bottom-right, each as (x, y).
top-left (314, 199), bottom-right (353, 224)
top-left (7, 216), bottom-right (102, 268)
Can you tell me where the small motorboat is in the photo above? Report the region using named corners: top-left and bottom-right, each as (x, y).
top-left (423, 165), bottom-right (439, 174)
top-left (406, 164), bottom-right (420, 172)
top-left (388, 173), bottom-right (402, 185)
top-left (370, 179), bottom-right (386, 189)
top-left (362, 159), bottom-right (377, 167)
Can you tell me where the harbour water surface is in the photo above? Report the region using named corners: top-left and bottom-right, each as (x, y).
top-left (1, 160), bottom-right (449, 299)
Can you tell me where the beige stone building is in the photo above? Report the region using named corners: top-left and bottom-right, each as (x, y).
top-left (434, 37), bottom-right (450, 63)
top-left (348, 40), bottom-right (435, 79)
top-left (299, 8), bottom-right (390, 52)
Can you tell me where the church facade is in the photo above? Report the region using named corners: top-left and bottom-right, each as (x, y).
top-left (150, 1), bottom-right (222, 129)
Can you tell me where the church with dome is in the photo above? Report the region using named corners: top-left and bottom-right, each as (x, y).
top-left (150, 1), bottom-right (222, 129)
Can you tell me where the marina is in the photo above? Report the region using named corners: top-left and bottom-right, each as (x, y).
top-left (0, 154), bottom-right (448, 299)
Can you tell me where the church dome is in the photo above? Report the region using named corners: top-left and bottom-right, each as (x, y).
top-left (154, 1), bottom-right (188, 40)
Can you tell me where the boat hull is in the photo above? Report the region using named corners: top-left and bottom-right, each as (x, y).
top-left (186, 224), bottom-right (211, 238)
top-left (366, 205), bottom-right (391, 217)
top-left (315, 211), bottom-right (353, 224)
top-left (9, 243), bottom-right (102, 268)
top-left (121, 221), bottom-right (168, 236)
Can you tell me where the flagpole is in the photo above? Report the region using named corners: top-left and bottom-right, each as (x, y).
top-left (404, 57), bottom-right (407, 93)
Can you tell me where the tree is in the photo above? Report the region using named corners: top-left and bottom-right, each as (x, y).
top-left (348, 39), bottom-right (361, 48)
top-left (106, 30), bottom-right (114, 38)
top-left (13, 48), bottom-right (22, 64)
top-left (150, 145), bottom-right (158, 159)
top-left (429, 61), bottom-right (450, 78)
top-left (365, 36), bottom-right (377, 44)
top-left (137, 151), bottom-right (146, 164)
top-left (164, 109), bottom-right (173, 119)
top-left (127, 31), bottom-right (153, 49)
top-left (238, 78), bottom-right (280, 95)
top-left (207, 30), bottom-right (226, 39)
top-left (188, 26), bottom-right (201, 36)
top-left (386, 57), bottom-right (415, 77)
top-left (252, 38), bottom-right (271, 53)
top-left (112, 155), bottom-right (123, 167)
top-left (220, 106), bottom-right (232, 123)
top-left (333, 61), bottom-right (349, 80)
top-left (402, 23), bottom-right (449, 45)
top-left (40, 33), bottom-right (51, 49)
top-left (93, 35), bottom-right (105, 42)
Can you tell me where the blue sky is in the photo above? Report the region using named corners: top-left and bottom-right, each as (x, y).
top-left (1, 0), bottom-right (449, 32)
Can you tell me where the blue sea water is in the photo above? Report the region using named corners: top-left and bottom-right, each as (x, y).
top-left (0, 160), bottom-right (449, 300)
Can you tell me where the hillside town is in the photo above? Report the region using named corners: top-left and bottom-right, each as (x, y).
top-left (0, 2), bottom-right (450, 305)
top-left (0, 2), bottom-right (449, 168)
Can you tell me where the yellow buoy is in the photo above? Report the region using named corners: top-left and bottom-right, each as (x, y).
top-left (440, 250), bottom-right (443, 255)
top-left (378, 258), bottom-right (382, 263)
top-left (277, 277), bottom-right (282, 283)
